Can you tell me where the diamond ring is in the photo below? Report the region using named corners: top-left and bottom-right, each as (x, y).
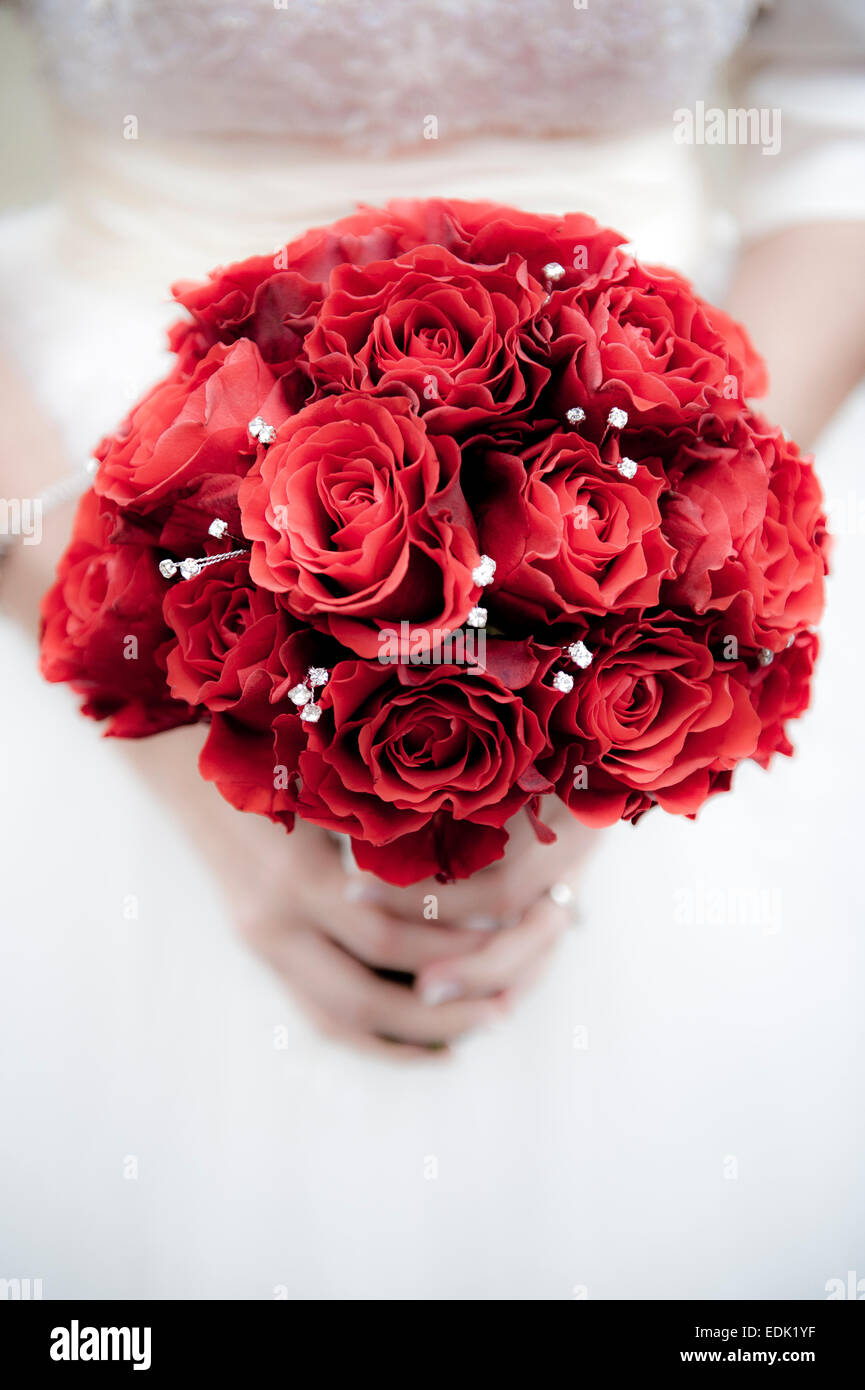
top-left (548, 881), bottom-right (581, 925)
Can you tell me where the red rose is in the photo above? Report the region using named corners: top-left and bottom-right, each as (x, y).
top-left (385, 199), bottom-right (627, 295)
top-left (544, 262), bottom-right (766, 431)
top-left (663, 418), bottom-right (828, 649)
top-left (40, 491), bottom-right (195, 737)
top-left (94, 340), bottom-right (291, 550)
top-left (553, 618), bottom-right (761, 825)
top-left (475, 430), bottom-right (675, 626)
top-left (305, 246), bottom-right (548, 432)
top-left (164, 558), bottom-right (332, 828)
top-left (238, 391), bottom-right (481, 658)
top-left (748, 423), bottom-right (829, 643)
top-left (737, 630), bottom-right (818, 768)
top-left (161, 556), bottom-right (308, 716)
top-left (292, 641), bottom-right (560, 883)
top-left (193, 603), bottom-right (328, 831)
top-left (169, 203), bottom-right (438, 384)
top-left (350, 818), bottom-right (512, 885)
top-left (662, 421), bottom-right (769, 618)
top-left (198, 709), bottom-right (304, 829)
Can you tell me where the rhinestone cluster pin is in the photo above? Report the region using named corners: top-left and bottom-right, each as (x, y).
top-left (551, 640), bottom-right (594, 693)
top-left (564, 406), bottom-right (635, 476)
top-left (565, 406), bottom-right (629, 438)
top-left (467, 553), bottom-right (496, 629)
top-left (248, 416), bottom-right (277, 445)
top-left (158, 517), bottom-right (249, 581)
top-left (601, 406), bottom-right (628, 448)
top-left (288, 667), bottom-right (330, 724)
top-left (158, 549), bottom-right (248, 581)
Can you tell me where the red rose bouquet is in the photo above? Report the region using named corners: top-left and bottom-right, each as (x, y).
top-left (40, 199), bottom-right (829, 884)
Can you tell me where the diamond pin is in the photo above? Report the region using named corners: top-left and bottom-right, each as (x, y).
top-left (601, 407), bottom-right (629, 450)
top-left (552, 670), bottom-right (575, 694)
top-left (248, 416), bottom-right (277, 445)
top-left (757, 647), bottom-right (774, 667)
top-left (567, 640), bottom-right (593, 669)
top-left (566, 407), bottom-right (586, 426)
top-left (467, 606), bottom-right (488, 629)
top-left (160, 541), bottom-right (249, 582)
top-left (542, 261), bottom-right (566, 283)
top-left (208, 518), bottom-right (228, 539)
top-left (617, 457), bottom-right (637, 480)
top-left (472, 555), bottom-right (496, 587)
top-left (291, 666), bottom-right (330, 724)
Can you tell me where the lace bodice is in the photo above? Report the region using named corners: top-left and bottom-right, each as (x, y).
top-left (28, 0), bottom-right (756, 148)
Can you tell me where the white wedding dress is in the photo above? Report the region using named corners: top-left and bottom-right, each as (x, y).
top-left (1, 0), bottom-right (864, 1299)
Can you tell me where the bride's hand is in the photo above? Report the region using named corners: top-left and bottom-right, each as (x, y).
top-left (221, 792), bottom-right (598, 1057)
top-left (132, 724), bottom-right (598, 1056)
top-left (232, 818), bottom-right (509, 1057)
top-left (348, 797), bottom-right (598, 1011)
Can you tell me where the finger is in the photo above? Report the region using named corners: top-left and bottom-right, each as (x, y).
top-left (348, 811), bottom-right (597, 928)
top-left (350, 855), bottom-right (530, 926)
top-left (498, 931), bottom-right (562, 1007)
top-left (316, 890), bottom-right (492, 972)
top-left (297, 830), bottom-right (492, 970)
top-left (349, 872), bottom-right (526, 932)
top-left (301, 1003), bottom-right (452, 1063)
top-left (270, 923), bottom-right (502, 1045)
top-left (415, 898), bottom-right (568, 1003)
top-left (246, 917), bottom-right (438, 1058)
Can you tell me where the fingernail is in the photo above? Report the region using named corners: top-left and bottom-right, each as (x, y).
top-left (464, 914), bottom-right (499, 932)
top-left (420, 979), bottom-right (463, 1006)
